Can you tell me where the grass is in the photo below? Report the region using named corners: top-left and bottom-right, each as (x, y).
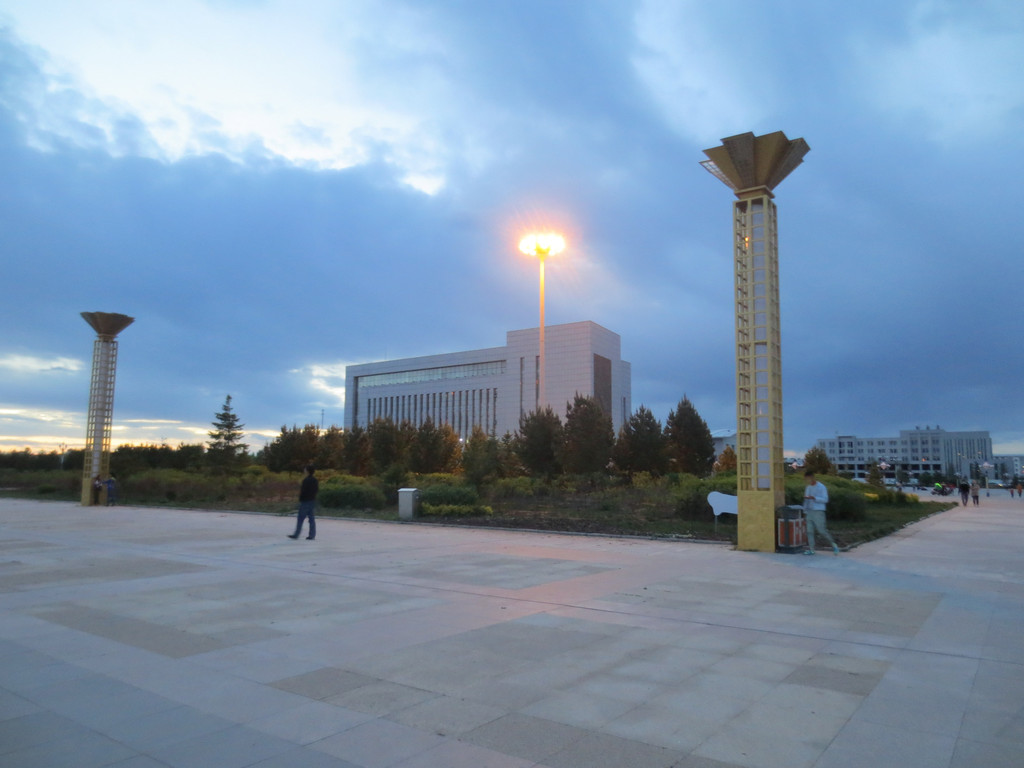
top-left (0, 469), bottom-right (957, 548)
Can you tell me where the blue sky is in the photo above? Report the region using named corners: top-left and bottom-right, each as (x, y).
top-left (1, 0), bottom-right (1022, 457)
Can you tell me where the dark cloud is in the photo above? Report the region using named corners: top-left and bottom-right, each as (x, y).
top-left (0, 5), bottom-right (1022, 452)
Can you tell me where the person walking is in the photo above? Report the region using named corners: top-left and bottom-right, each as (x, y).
top-left (803, 470), bottom-right (839, 555)
top-left (959, 480), bottom-right (970, 506)
top-left (105, 475), bottom-right (118, 506)
top-left (287, 465), bottom-right (319, 540)
top-left (1017, 482), bottom-right (1022, 499)
top-left (970, 480), bottom-right (980, 506)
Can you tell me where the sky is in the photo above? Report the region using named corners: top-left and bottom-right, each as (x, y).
top-left (1, 0), bottom-right (1023, 458)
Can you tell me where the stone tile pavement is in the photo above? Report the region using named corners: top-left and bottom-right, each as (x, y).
top-left (1, 495), bottom-right (1022, 767)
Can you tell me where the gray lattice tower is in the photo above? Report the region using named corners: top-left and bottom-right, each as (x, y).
top-left (80, 312), bottom-right (134, 506)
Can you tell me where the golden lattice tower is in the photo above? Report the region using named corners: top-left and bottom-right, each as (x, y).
top-left (701, 131), bottom-right (809, 551)
top-left (80, 312), bottom-right (134, 505)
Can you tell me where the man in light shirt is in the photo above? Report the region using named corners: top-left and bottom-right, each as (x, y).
top-left (803, 470), bottom-right (839, 555)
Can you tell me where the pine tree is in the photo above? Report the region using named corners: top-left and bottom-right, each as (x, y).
top-left (613, 405), bottom-right (667, 476)
top-left (410, 419), bottom-right (461, 474)
top-left (515, 406), bottom-right (563, 477)
top-left (664, 396), bottom-right (715, 477)
top-left (560, 394), bottom-right (615, 475)
top-left (206, 395), bottom-right (248, 473)
top-left (462, 425), bottom-right (499, 488)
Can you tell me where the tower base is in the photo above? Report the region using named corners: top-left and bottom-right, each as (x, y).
top-left (737, 490), bottom-right (783, 552)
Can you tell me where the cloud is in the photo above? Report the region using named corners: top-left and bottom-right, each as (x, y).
top-left (854, 0), bottom-right (1024, 144)
top-left (0, 355), bottom-right (83, 374)
top-left (631, 0), bottom-right (768, 143)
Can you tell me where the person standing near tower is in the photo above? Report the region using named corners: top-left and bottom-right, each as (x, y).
top-left (288, 465), bottom-right (319, 541)
top-left (803, 470), bottom-right (839, 555)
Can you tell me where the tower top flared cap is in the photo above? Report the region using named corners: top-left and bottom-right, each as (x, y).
top-left (701, 130), bottom-right (809, 196)
top-left (81, 312), bottom-right (134, 340)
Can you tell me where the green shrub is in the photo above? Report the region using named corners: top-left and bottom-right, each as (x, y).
top-left (491, 476), bottom-right (538, 499)
top-left (420, 485), bottom-right (478, 506)
top-left (420, 503), bottom-right (493, 517)
top-left (36, 484), bottom-right (57, 494)
top-left (828, 488), bottom-right (867, 521)
top-left (412, 473), bottom-right (461, 487)
top-left (319, 484), bottom-right (386, 510)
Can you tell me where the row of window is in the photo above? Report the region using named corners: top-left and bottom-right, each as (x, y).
top-left (358, 360), bottom-right (506, 389)
top-left (362, 388), bottom-right (499, 439)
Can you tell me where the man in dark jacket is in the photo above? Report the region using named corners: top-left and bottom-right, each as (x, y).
top-left (288, 465), bottom-right (319, 540)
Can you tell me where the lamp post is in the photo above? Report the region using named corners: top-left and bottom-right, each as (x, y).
top-left (518, 232), bottom-right (565, 412)
top-left (878, 461), bottom-right (891, 486)
top-left (981, 461), bottom-right (993, 496)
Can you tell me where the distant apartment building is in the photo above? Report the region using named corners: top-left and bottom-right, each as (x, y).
top-left (816, 426), bottom-right (993, 480)
top-left (344, 321), bottom-right (631, 439)
top-left (993, 455), bottom-right (1024, 481)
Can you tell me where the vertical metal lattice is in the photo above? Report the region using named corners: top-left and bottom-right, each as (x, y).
top-left (733, 195), bottom-right (784, 504)
top-left (82, 338), bottom-right (118, 486)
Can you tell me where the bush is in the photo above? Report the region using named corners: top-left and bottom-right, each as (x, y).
top-left (36, 484), bottom-right (57, 494)
top-left (412, 473), bottom-right (461, 487)
top-left (828, 488), bottom-right (867, 521)
top-left (420, 485), bottom-right (479, 506)
top-left (420, 503), bottom-right (493, 517)
top-left (490, 477), bottom-right (538, 499)
top-left (319, 484), bottom-right (387, 510)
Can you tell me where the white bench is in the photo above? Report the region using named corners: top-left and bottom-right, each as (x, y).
top-left (707, 491), bottom-right (738, 531)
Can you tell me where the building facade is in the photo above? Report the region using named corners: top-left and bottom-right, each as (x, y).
top-left (816, 426), bottom-right (993, 481)
top-left (344, 321), bottom-right (631, 439)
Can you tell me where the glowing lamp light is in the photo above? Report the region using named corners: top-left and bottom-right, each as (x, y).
top-left (519, 232), bottom-right (565, 259)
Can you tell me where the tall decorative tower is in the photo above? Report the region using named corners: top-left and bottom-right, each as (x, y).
top-left (701, 131), bottom-right (809, 551)
top-left (80, 312), bottom-right (134, 505)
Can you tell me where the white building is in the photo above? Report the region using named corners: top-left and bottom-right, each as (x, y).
top-left (816, 426), bottom-right (993, 481)
top-left (993, 455), bottom-right (1024, 483)
top-left (344, 321), bottom-right (631, 439)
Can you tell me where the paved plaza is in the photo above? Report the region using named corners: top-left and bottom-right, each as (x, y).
top-left (1, 495), bottom-right (1022, 767)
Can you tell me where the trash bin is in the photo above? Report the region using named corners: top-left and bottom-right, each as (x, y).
top-left (776, 505), bottom-right (807, 553)
top-left (398, 488), bottom-right (420, 520)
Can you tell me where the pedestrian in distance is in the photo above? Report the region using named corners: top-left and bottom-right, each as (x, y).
top-left (959, 481), bottom-right (970, 506)
top-left (91, 474), bottom-right (103, 505)
top-left (105, 475), bottom-right (117, 506)
top-left (288, 465), bottom-right (319, 540)
top-left (1017, 482), bottom-right (1022, 499)
top-left (970, 480), bottom-right (980, 506)
top-left (803, 470), bottom-right (839, 556)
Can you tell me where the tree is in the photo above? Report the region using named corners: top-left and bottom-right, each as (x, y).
top-left (262, 425), bottom-right (321, 472)
top-left (206, 395), bottom-right (248, 473)
top-left (714, 445), bottom-right (737, 473)
top-left (664, 396), bottom-right (715, 477)
top-left (317, 426), bottom-right (346, 470)
top-left (410, 419), bottom-right (461, 474)
top-left (614, 405), bottom-right (667, 476)
top-left (367, 418), bottom-right (416, 475)
top-left (367, 418), bottom-right (401, 475)
top-left (866, 461), bottom-right (884, 488)
top-left (342, 425), bottom-right (372, 476)
top-left (515, 407), bottom-right (563, 477)
top-left (803, 446), bottom-right (834, 475)
top-left (560, 394), bottom-right (614, 475)
top-left (462, 426), bottom-right (499, 488)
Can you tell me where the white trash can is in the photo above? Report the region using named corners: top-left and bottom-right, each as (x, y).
top-left (398, 488), bottom-right (420, 520)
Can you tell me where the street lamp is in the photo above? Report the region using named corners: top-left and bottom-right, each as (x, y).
top-left (981, 461), bottom-right (993, 496)
top-left (518, 232), bottom-right (566, 411)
